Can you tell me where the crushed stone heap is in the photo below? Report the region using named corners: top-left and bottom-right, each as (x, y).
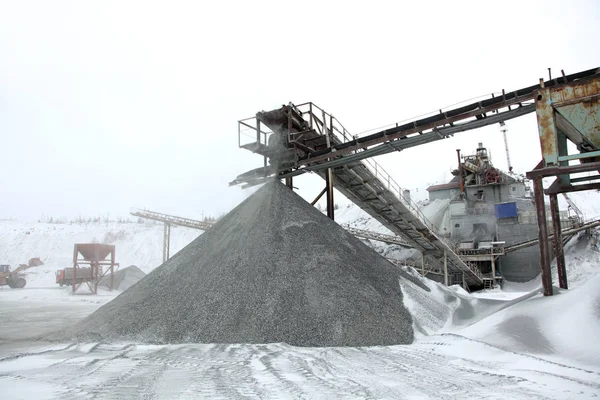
top-left (61, 180), bottom-right (414, 346)
top-left (100, 265), bottom-right (146, 292)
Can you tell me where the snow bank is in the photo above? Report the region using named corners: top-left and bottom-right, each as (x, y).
top-left (398, 264), bottom-right (540, 338)
top-left (459, 275), bottom-right (600, 367)
top-left (552, 229), bottom-right (600, 288)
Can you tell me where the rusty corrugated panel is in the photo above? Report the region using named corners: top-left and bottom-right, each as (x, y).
top-left (535, 76), bottom-right (600, 166)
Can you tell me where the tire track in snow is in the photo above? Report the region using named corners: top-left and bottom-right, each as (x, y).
top-left (2, 341), bottom-right (599, 399)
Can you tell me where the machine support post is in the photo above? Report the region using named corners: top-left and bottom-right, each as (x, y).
top-left (285, 176), bottom-right (293, 189)
top-left (72, 245), bottom-right (77, 294)
top-left (326, 168), bottom-right (334, 220)
top-left (443, 249), bottom-right (448, 286)
top-left (256, 119), bottom-right (261, 144)
top-left (110, 247), bottom-right (115, 291)
top-left (550, 194), bottom-right (568, 289)
top-left (533, 175), bottom-right (553, 296)
top-left (163, 222), bottom-right (171, 263)
top-left (491, 254), bottom-right (496, 286)
top-left (92, 261), bottom-right (98, 295)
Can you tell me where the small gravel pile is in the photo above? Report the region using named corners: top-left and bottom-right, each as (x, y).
top-left (61, 180), bottom-right (414, 346)
top-left (100, 265), bottom-right (146, 291)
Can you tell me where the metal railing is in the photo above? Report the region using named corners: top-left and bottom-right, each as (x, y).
top-left (236, 103), bottom-right (441, 234)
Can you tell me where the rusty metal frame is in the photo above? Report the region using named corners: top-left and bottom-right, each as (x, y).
top-left (72, 244), bottom-right (117, 295)
top-left (535, 77), bottom-right (600, 166)
top-left (526, 74), bottom-right (600, 296)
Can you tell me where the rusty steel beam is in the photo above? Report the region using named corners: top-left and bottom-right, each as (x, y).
top-left (545, 179), bottom-right (600, 195)
top-left (525, 161), bottom-right (600, 179)
top-left (310, 187), bottom-right (327, 206)
top-left (532, 176), bottom-right (553, 296)
top-left (289, 69), bottom-right (600, 167)
top-left (326, 168), bottom-right (335, 220)
top-left (535, 76), bottom-right (600, 166)
top-left (549, 194), bottom-right (567, 289)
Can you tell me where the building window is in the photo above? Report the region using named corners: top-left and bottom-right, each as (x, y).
top-left (512, 186), bottom-right (516, 192)
top-left (454, 223), bottom-right (460, 228)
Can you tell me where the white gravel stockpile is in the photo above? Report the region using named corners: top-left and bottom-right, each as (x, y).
top-left (58, 180), bottom-right (415, 346)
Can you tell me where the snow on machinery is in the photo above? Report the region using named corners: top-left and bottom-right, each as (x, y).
top-left (0, 257), bottom-right (44, 289)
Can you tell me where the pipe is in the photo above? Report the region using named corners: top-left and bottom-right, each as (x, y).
top-left (456, 149), bottom-right (464, 193)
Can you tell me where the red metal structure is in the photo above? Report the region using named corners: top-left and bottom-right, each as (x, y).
top-left (72, 243), bottom-right (117, 295)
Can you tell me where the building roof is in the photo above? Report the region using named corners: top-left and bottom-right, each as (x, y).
top-left (427, 182), bottom-right (460, 192)
top-left (427, 176), bottom-right (461, 192)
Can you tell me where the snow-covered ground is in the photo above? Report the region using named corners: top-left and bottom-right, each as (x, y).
top-left (1, 201), bottom-right (600, 399)
top-left (0, 220), bottom-right (200, 287)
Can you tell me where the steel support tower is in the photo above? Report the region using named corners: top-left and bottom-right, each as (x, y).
top-left (526, 73), bottom-right (600, 296)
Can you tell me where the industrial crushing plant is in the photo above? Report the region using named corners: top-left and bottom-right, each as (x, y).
top-left (231, 67), bottom-right (600, 295)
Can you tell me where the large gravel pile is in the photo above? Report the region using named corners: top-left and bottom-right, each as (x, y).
top-left (60, 180), bottom-right (414, 346)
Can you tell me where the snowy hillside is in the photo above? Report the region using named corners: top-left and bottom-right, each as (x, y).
top-left (0, 220), bottom-right (201, 287)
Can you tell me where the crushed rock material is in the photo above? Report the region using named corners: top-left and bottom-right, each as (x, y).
top-left (59, 180), bottom-right (415, 346)
top-left (100, 265), bottom-right (146, 291)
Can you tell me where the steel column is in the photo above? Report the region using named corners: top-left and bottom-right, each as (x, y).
top-left (72, 245), bottom-right (78, 294)
top-left (533, 176), bottom-right (553, 296)
top-left (285, 176), bottom-right (293, 189)
top-left (326, 168), bottom-right (334, 220)
top-left (110, 247), bottom-right (115, 291)
top-left (550, 194), bottom-right (568, 289)
top-left (91, 261), bottom-right (98, 295)
top-left (163, 222), bottom-right (171, 263)
top-left (443, 249), bottom-right (448, 286)
top-left (256, 119), bottom-right (261, 144)
top-left (491, 254), bottom-right (496, 286)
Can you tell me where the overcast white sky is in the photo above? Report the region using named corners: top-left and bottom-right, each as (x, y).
top-left (1, 0), bottom-right (599, 221)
